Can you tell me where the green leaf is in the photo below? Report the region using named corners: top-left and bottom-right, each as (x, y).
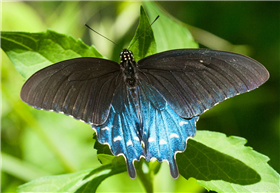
top-left (1, 30), bottom-right (103, 78)
top-left (177, 131), bottom-right (280, 192)
top-left (128, 6), bottom-right (157, 61)
top-left (17, 164), bottom-right (127, 193)
top-left (143, 1), bottom-right (198, 52)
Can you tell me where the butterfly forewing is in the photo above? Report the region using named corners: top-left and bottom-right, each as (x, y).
top-left (21, 57), bottom-right (121, 125)
top-left (138, 49), bottom-right (269, 119)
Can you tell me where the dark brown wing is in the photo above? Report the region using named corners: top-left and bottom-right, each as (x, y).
top-left (138, 49), bottom-right (269, 118)
top-left (21, 57), bottom-right (122, 125)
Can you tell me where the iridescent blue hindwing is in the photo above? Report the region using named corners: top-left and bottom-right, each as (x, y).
top-left (92, 82), bottom-right (144, 178)
top-left (92, 80), bottom-right (198, 179)
top-left (138, 81), bottom-right (198, 178)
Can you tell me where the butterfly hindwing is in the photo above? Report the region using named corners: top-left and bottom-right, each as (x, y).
top-left (93, 80), bottom-right (198, 179)
top-left (93, 82), bottom-right (144, 178)
top-left (138, 81), bottom-right (198, 178)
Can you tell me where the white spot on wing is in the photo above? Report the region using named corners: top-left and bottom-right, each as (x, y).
top-left (169, 133), bottom-right (179, 138)
top-left (134, 137), bottom-right (139, 141)
top-left (148, 137), bottom-right (155, 142)
top-left (179, 121), bottom-right (189, 126)
top-left (159, 139), bottom-right (167, 145)
top-left (127, 140), bottom-right (133, 146)
top-left (101, 126), bottom-right (110, 131)
top-left (113, 136), bottom-right (122, 142)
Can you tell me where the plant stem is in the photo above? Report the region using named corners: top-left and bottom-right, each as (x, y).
top-left (137, 159), bottom-right (154, 193)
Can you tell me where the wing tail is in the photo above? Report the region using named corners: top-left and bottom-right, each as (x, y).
top-left (168, 157), bottom-right (179, 179)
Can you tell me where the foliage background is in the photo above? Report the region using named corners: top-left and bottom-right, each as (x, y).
top-left (1, 1), bottom-right (279, 192)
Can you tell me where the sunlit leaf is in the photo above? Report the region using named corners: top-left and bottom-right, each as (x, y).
top-left (1, 30), bottom-right (103, 78)
top-left (143, 1), bottom-right (198, 52)
top-left (17, 164), bottom-right (126, 193)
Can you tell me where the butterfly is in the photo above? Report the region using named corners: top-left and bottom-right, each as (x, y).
top-left (20, 47), bottom-right (269, 179)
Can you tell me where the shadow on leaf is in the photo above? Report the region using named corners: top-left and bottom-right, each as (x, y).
top-left (177, 139), bottom-right (261, 185)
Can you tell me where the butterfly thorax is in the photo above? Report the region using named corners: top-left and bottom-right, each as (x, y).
top-left (120, 49), bottom-right (138, 89)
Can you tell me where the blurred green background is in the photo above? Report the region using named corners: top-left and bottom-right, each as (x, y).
top-left (1, 1), bottom-right (279, 192)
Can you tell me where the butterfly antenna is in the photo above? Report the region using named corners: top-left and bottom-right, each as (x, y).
top-left (85, 24), bottom-right (123, 50)
top-left (128, 15), bottom-right (160, 50)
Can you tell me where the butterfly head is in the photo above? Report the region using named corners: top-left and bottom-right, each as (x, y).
top-left (120, 49), bottom-right (135, 65)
